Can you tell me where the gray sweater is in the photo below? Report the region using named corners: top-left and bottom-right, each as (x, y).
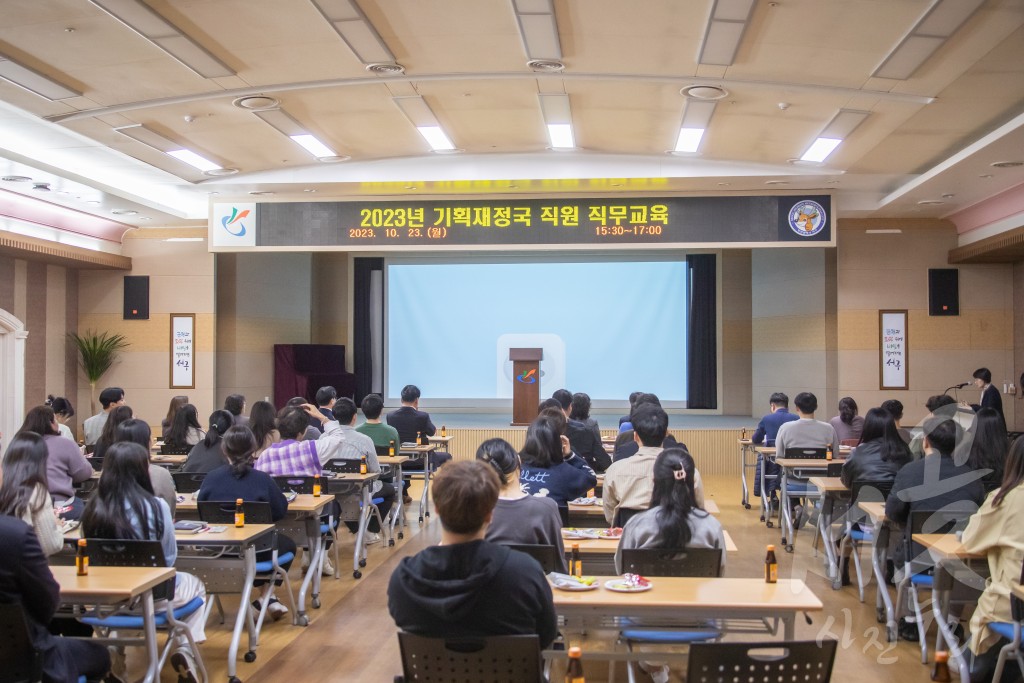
top-left (485, 495), bottom-right (567, 572)
top-left (614, 506), bottom-right (727, 575)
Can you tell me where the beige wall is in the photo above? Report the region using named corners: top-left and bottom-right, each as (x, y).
top-left (216, 252), bottom-right (314, 409)
top-left (1015, 262), bottom-right (1024, 432)
top-left (721, 249), bottom-right (752, 416)
top-left (750, 247), bottom-right (839, 419)
top-left (311, 253), bottom-right (349, 348)
top-left (837, 219), bottom-right (1014, 426)
top-left (0, 255), bottom-right (79, 428)
top-left (77, 228), bottom-right (216, 430)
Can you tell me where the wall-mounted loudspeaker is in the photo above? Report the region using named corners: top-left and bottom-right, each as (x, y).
top-left (123, 276), bottom-right (150, 320)
top-left (928, 268), bottom-right (958, 317)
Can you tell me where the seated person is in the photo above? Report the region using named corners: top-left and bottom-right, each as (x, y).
top-left (961, 436), bottom-right (1024, 683)
top-left (182, 410), bottom-right (235, 473)
top-left (519, 409), bottom-right (596, 508)
top-left (477, 438), bottom-right (566, 572)
top-left (618, 391), bottom-right (643, 429)
top-left (115, 419), bottom-right (178, 516)
top-left (881, 399), bottom-right (913, 444)
top-left (0, 514), bottom-right (110, 682)
top-left (81, 442), bottom-right (206, 680)
top-left (387, 460), bottom-right (557, 648)
top-left (19, 405), bottom-right (93, 520)
top-left (774, 392), bottom-right (840, 526)
top-left (830, 396), bottom-right (865, 443)
top-left (356, 393), bottom-right (401, 454)
top-left (386, 384), bottom-right (453, 474)
top-left (83, 386), bottom-right (124, 446)
top-left (604, 404), bottom-right (705, 526)
top-left (91, 405), bottom-right (134, 463)
top-left (198, 426), bottom-right (297, 618)
top-left (909, 394), bottom-right (973, 459)
top-left (249, 400), bottom-right (281, 459)
top-left (224, 393), bottom-right (249, 427)
top-left (0, 433), bottom-right (63, 556)
top-left (255, 405), bottom-right (334, 476)
top-left (840, 407), bottom-right (912, 489)
top-left (553, 389), bottom-right (610, 473)
top-left (164, 403), bottom-right (205, 449)
top-left (315, 385), bottom-right (337, 421)
top-left (750, 391), bottom-right (799, 502)
top-left (321, 397), bottom-right (395, 545)
top-left (965, 407), bottom-right (1010, 493)
top-left (285, 396), bottom-right (322, 441)
top-left (160, 395), bottom-right (189, 439)
top-left (47, 394), bottom-right (76, 442)
top-left (612, 393), bottom-right (682, 462)
top-left (885, 417), bottom-right (987, 640)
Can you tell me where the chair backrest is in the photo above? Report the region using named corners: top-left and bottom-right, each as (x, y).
top-left (397, 632), bottom-right (542, 683)
top-left (619, 547), bottom-right (723, 578)
top-left (908, 507), bottom-right (972, 536)
top-left (825, 462), bottom-right (844, 477)
top-left (198, 500), bottom-right (274, 524)
top-left (172, 472), bottom-right (207, 494)
top-left (0, 602), bottom-right (42, 683)
top-left (686, 640), bottom-right (837, 683)
top-left (323, 458), bottom-right (361, 474)
top-left (504, 544), bottom-right (561, 573)
top-left (160, 443), bottom-right (192, 455)
top-left (783, 448), bottom-right (827, 460)
top-left (273, 475), bottom-right (316, 494)
top-left (374, 444), bottom-right (390, 456)
top-left (557, 506), bottom-right (569, 527)
top-left (85, 539), bottom-right (174, 601)
top-left (840, 439), bottom-right (859, 448)
top-left (850, 479), bottom-right (893, 506)
top-left (614, 507), bottom-right (644, 528)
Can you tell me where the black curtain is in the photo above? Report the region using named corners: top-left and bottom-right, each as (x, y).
top-left (353, 257), bottom-right (383, 402)
top-left (687, 254), bottom-right (717, 409)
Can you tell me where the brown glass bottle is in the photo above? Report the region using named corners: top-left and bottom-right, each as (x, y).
top-left (765, 544), bottom-right (778, 583)
top-left (565, 646), bottom-right (584, 683)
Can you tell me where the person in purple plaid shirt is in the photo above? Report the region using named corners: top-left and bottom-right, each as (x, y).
top-left (255, 404), bottom-right (333, 476)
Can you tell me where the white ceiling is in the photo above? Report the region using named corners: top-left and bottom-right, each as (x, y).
top-left (0, 0), bottom-right (1022, 241)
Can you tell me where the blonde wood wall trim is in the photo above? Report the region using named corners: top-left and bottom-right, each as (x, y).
top-left (0, 234), bottom-right (131, 270)
top-left (441, 427), bottom-right (745, 479)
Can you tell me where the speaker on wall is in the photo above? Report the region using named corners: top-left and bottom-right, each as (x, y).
top-left (123, 276), bottom-right (150, 320)
top-left (928, 268), bottom-right (959, 316)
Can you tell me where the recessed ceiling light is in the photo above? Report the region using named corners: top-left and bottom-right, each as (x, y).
top-left (430, 148), bottom-right (464, 155)
top-left (526, 59), bottom-right (565, 72)
top-left (979, 174), bottom-right (994, 179)
top-left (248, 191), bottom-right (274, 196)
top-left (167, 149), bottom-right (222, 173)
top-left (203, 167), bottom-right (238, 176)
top-left (111, 209), bottom-right (137, 215)
top-left (765, 180), bottom-right (789, 185)
top-left (680, 85), bottom-right (729, 101)
top-left (232, 95), bottom-right (280, 111)
top-left (1, 175), bottom-right (32, 182)
top-left (365, 62), bottom-right (405, 75)
top-left (290, 134), bottom-right (336, 159)
top-left (674, 128), bottom-right (706, 154)
top-left (85, 200), bottom-right (101, 204)
top-left (800, 137), bottom-right (842, 163)
top-left (317, 155), bottom-right (351, 163)
top-left (991, 160), bottom-right (1024, 168)
top-left (941, 193), bottom-right (955, 198)
top-left (417, 126), bottom-right (456, 152)
top-left (917, 199), bottom-right (945, 205)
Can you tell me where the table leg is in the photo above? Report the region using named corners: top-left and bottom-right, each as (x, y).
top-left (740, 444), bottom-right (750, 508)
top-left (295, 515), bottom-right (321, 624)
top-left (140, 590), bottom-right (159, 683)
top-left (780, 469), bottom-right (793, 551)
top-left (870, 523), bottom-right (897, 642)
top-left (932, 578), bottom-right (970, 679)
top-left (392, 463), bottom-right (405, 539)
top-left (819, 494), bottom-right (838, 586)
top-left (783, 614), bottom-right (795, 640)
top-left (418, 460), bottom-right (433, 523)
top-left (227, 544), bottom-right (257, 680)
top-left (352, 483), bottom-right (371, 579)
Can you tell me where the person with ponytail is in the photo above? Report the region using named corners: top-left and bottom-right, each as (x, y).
top-left (830, 396), bottom-right (865, 443)
top-left (249, 400), bottom-right (280, 458)
top-left (614, 448), bottom-right (726, 575)
top-left (477, 438), bottom-right (566, 571)
top-left (115, 418), bottom-right (178, 515)
top-left (181, 409), bottom-right (235, 473)
top-left (92, 405), bottom-right (134, 464)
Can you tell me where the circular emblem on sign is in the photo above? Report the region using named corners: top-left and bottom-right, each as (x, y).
top-left (788, 200), bottom-right (826, 237)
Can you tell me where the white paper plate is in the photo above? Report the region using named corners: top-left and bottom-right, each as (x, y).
top-left (551, 581), bottom-right (599, 591)
top-left (604, 579), bottom-right (653, 593)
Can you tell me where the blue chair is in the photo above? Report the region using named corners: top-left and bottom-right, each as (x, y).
top-left (197, 501), bottom-right (298, 633)
top-left (838, 479), bottom-right (894, 600)
top-left (617, 548), bottom-right (724, 683)
top-left (990, 558), bottom-right (1024, 681)
top-left (76, 539), bottom-right (207, 683)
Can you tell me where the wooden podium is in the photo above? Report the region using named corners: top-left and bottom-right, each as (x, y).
top-left (510, 347), bottom-right (543, 426)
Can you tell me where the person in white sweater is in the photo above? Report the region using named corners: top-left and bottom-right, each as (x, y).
top-left (0, 433), bottom-right (64, 556)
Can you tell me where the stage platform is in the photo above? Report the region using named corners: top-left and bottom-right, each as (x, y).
top-left (416, 412), bottom-right (754, 429)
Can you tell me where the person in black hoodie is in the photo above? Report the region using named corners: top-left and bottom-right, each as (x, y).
top-left (387, 460), bottom-right (557, 648)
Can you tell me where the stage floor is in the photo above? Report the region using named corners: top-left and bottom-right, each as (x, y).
top-left (413, 411), bottom-right (754, 429)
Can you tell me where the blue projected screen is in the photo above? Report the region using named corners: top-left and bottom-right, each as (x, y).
top-left (386, 259), bottom-right (689, 402)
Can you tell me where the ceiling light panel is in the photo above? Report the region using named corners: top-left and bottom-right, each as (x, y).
top-left (290, 134), bottom-right (336, 158)
top-left (310, 0), bottom-right (396, 64)
top-left (0, 53), bottom-right (80, 100)
top-left (539, 93), bottom-right (575, 149)
top-left (113, 123), bottom-right (226, 172)
top-left (697, 0), bottom-right (756, 66)
top-left (165, 149), bottom-right (220, 172)
top-left (820, 109), bottom-right (870, 138)
top-left (871, 0), bottom-right (986, 79)
top-left (680, 100), bottom-right (717, 129)
top-left (253, 109), bottom-right (307, 137)
top-left (392, 96), bottom-right (457, 151)
top-left (417, 126), bottom-right (455, 152)
top-left (88, 0), bottom-right (234, 78)
top-left (512, 0), bottom-right (562, 60)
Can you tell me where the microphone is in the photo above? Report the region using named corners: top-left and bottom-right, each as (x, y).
top-left (955, 382), bottom-right (970, 389)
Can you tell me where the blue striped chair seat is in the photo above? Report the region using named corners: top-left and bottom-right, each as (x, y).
top-left (80, 596), bottom-right (204, 629)
top-left (255, 551), bottom-right (295, 574)
top-left (910, 573), bottom-right (933, 588)
top-left (850, 529), bottom-right (873, 542)
top-left (989, 622), bottom-right (1017, 642)
top-left (621, 628), bottom-right (720, 643)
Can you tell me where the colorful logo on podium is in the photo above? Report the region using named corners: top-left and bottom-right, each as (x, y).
top-left (516, 369), bottom-right (537, 384)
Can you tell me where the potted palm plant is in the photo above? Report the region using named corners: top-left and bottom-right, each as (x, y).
top-left (68, 330), bottom-right (129, 414)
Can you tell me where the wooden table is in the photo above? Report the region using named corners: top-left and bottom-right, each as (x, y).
top-left (553, 577), bottom-right (822, 641)
top-left (53, 564), bottom-right (175, 683)
top-left (150, 453), bottom-right (187, 468)
top-left (569, 498), bottom-right (720, 525)
top-left (774, 457), bottom-right (847, 552)
top-left (568, 529), bottom-right (738, 554)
